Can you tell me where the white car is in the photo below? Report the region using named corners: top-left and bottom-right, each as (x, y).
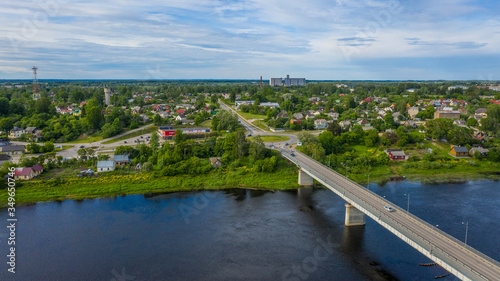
top-left (384, 206), bottom-right (394, 212)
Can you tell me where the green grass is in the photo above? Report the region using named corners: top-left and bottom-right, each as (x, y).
top-left (101, 126), bottom-right (158, 144)
top-left (238, 111), bottom-right (266, 120)
top-left (252, 120), bottom-right (270, 131)
top-left (249, 135), bottom-right (290, 142)
top-left (0, 168), bottom-right (300, 208)
top-left (200, 119), bottom-right (212, 128)
top-left (66, 136), bottom-right (103, 144)
top-left (55, 145), bottom-right (73, 151)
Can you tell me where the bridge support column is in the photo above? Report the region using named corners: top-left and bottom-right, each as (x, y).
top-left (298, 169), bottom-right (313, 186)
top-left (345, 203), bottom-right (365, 226)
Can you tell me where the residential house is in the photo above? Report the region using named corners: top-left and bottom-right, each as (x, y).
top-left (475, 108), bottom-right (487, 117)
top-left (114, 155), bottom-right (131, 166)
top-left (31, 164), bottom-right (44, 176)
top-left (385, 149), bottom-right (407, 160)
top-left (293, 113), bottom-right (304, 120)
top-left (276, 112), bottom-right (289, 119)
top-left (9, 127), bottom-right (25, 139)
top-left (260, 102), bottom-right (280, 109)
top-left (314, 119), bottom-right (328, 130)
top-left (468, 115), bottom-right (485, 124)
top-left (305, 113), bottom-right (315, 120)
top-left (1, 145), bottom-right (25, 155)
top-left (403, 121), bottom-right (418, 129)
top-left (434, 110), bottom-right (460, 119)
top-left (0, 154), bottom-right (12, 165)
top-left (453, 120), bottom-right (467, 127)
top-left (469, 147), bottom-right (489, 156)
top-left (408, 107), bottom-right (419, 119)
top-left (339, 120), bottom-right (351, 128)
top-left (328, 112), bottom-right (339, 120)
top-left (450, 146), bottom-right (469, 157)
top-left (175, 114), bottom-right (187, 122)
top-left (97, 161), bottom-right (115, 172)
top-left (209, 157), bottom-right (222, 168)
top-left (14, 167), bottom-right (35, 181)
top-left (290, 119), bottom-right (302, 125)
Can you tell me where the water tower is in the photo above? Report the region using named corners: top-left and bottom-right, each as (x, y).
top-left (104, 87), bottom-right (111, 106)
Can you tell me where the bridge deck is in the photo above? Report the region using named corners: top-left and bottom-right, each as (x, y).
top-left (282, 149), bottom-right (500, 281)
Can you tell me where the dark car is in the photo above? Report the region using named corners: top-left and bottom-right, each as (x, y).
top-left (140, 136), bottom-right (143, 138)
top-left (79, 145), bottom-right (85, 148)
top-left (290, 153), bottom-right (295, 157)
top-left (124, 141), bottom-right (127, 143)
top-left (285, 143), bottom-right (289, 146)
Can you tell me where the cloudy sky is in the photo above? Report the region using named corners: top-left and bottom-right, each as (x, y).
top-left (1, 0), bottom-right (499, 80)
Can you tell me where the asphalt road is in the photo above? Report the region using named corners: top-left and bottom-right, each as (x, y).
top-left (281, 148), bottom-right (500, 281)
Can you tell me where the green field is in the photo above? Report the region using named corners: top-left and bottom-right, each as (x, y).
top-left (66, 136), bottom-right (103, 144)
top-left (55, 145), bottom-right (73, 151)
top-left (238, 111), bottom-right (267, 120)
top-left (252, 120), bottom-right (270, 131)
top-left (249, 135), bottom-right (290, 142)
top-left (101, 126), bottom-right (157, 144)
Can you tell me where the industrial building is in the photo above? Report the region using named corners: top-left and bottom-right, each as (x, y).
top-left (269, 75), bottom-right (306, 86)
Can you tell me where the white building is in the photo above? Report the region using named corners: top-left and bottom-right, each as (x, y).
top-left (97, 161), bottom-right (115, 172)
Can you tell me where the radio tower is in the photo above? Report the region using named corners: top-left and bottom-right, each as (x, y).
top-left (32, 66), bottom-right (41, 100)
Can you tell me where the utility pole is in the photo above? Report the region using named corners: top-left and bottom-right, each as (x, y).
top-left (462, 221), bottom-right (469, 245)
top-left (407, 194), bottom-right (410, 214)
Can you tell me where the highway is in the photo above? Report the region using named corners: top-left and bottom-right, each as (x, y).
top-left (281, 148), bottom-right (500, 281)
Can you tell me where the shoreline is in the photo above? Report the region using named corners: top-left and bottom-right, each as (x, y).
top-left (1, 170), bottom-right (499, 209)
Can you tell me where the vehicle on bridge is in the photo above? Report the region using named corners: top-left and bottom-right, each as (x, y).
top-left (384, 206), bottom-right (394, 212)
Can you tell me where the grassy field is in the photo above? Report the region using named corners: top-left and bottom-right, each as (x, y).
top-left (55, 145), bottom-right (73, 151)
top-left (249, 135), bottom-right (290, 142)
top-left (66, 136), bottom-right (103, 144)
top-left (0, 168), bottom-right (300, 208)
top-left (238, 111), bottom-right (267, 120)
top-left (252, 120), bottom-right (270, 131)
top-left (101, 126), bottom-right (157, 144)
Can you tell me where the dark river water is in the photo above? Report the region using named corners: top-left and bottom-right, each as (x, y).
top-left (0, 180), bottom-right (499, 281)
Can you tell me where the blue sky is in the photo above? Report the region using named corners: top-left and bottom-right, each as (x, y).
top-left (1, 0), bottom-right (499, 80)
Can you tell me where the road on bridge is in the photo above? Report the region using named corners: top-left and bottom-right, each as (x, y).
top-left (281, 148), bottom-right (500, 281)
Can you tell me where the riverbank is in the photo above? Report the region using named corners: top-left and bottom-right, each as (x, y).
top-left (2, 164), bottom-right (499, 209)
top-left (0, 168), bottom-right (301, 209)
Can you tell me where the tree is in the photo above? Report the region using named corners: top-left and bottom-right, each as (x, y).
top-left (425, 118), bottom-right (453, 140)
top-left (0, 97), bottom-right (9, 116)
top-left (34, 97), bottom-right (53, 114)
top-left (43, 141), bottom-right (55, 153)
top-left (150, 131), bottom-right (159, 153)
top-left (384, 112), bottom-right (396, 129)
top-left (154, 114), bottom-right (162, 126)
top-left (466, 117), bottom-right (478, 127)
top-left (85, 101), bottom-right (104, 130)
top-left (174, 129), bottom-right (185, 144)
top-left (0, 118), bottom-right (13, 133)
top-left (216, 110), bottom-right (239, 132)
top-left (326, 121), bottom-right (342, 136)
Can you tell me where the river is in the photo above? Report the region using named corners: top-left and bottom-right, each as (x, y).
top-left (0, 180), bottom-right (499, 281)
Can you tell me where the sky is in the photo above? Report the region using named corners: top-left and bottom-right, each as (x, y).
top-left (0, 0), bottom-right (499, 80)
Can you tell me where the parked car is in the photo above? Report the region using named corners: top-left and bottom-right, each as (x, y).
top-left (290, 153), bottom-right (295, 157)
top-left (384, 206), bottom-right (394, 212)
top-left (124, 141), bottom-right (127, 143)
top-left (79, 145), bottom-right (85, 148)
top-left (140, 136), bottom-right (143, 138)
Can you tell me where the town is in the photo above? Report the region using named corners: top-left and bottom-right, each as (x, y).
top-left (0, 78), bottom-right (499, 189)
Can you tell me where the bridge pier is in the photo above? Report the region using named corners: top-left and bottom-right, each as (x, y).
top-left (298, 169), bottom-right (314, 186)
top-left (345, 203), bottom-right (365, 226)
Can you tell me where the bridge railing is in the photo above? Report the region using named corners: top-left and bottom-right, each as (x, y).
top-left (282, 150), bottom-right (500, 280)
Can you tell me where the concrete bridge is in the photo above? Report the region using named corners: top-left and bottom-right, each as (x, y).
top-left (282, 149), bottom-right (500, 281)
